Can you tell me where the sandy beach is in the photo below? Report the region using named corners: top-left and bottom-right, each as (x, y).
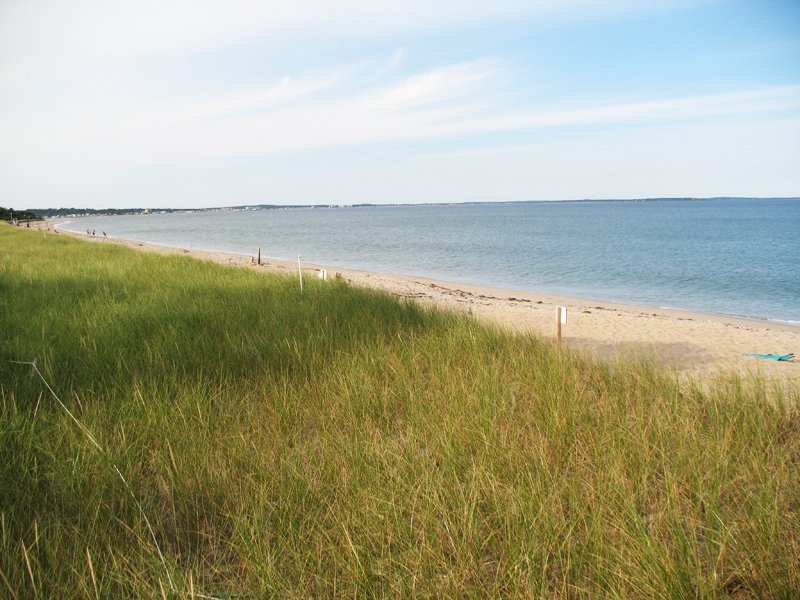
top-left (44, 221), bottom-right (799, 384)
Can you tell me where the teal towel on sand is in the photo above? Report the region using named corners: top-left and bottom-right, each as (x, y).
top-left (745, 353), bottom-right (795, 361)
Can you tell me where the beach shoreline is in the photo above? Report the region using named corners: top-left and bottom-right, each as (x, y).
top-left (46, 219), bottom-right (800, 383)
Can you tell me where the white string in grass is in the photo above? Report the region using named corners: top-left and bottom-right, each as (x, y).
top-left (8, 359), bottom-right (228, 599)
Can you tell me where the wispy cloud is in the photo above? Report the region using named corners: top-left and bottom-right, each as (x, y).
top-left (91, 82), bottom-right (800, 161)
top-left (456, 85), bottom-right (800, 135)
top-left (366, 63), bottom-right (494, 112)
top-left (2, 60), bottom-right (493, 158)
top-left (388, 48), bottom-right (405, 69)
top-left (142, 72), bottom-right (348, 127)
top-left (1, 0), bottom-right (797, 206)
top-left (0, 0), bottom-right (707, 90)
top-left (5, 56), bottom-right (797, 171)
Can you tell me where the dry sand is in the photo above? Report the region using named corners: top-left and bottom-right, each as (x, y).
top-left (43, 221), bottom-right (800, 384)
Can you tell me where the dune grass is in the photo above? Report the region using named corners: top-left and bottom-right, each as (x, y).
top-left (1, 225), bottom-right (798, 598)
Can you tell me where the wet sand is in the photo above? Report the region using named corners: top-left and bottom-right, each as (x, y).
top-left (48, 221), bottom-right (800, 384)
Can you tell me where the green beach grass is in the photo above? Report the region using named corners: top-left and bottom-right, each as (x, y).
top-left (1, 225), bottom-right (798, 598)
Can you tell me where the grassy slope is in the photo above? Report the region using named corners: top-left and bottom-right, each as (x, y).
top-left (1, 226), bottom-right (798, 598)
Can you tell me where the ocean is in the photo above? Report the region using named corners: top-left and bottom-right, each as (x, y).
top-left (58, 198), bottom-right (800, 324)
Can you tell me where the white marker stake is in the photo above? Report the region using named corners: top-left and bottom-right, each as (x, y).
top-left (298, 255), bottom-right (303, 292)
top-left (556, 305), bottom-right (567, 342)
top-left (556, 306), bottom-right (562, 343)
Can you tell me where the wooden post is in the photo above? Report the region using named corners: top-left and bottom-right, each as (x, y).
top-left (257, 246), bottom-right (261, 265)
top-left (556, 306), bottom-right (562, 343)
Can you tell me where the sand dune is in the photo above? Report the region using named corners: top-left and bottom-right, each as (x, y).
top-left (49, 222), bottom-right (800, 384)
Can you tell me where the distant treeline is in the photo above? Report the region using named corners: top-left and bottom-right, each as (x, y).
top-left (28, 204), bottom-right (361, 218)
top-left (20, 198), bottom-right (795, 221)
top-left (27, 207), bottom-right (151, 218)
top-left (1, 207), bottom-right (41, 221)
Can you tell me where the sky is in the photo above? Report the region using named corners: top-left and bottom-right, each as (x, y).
top-left (1, 0), bottom-right (799, 209)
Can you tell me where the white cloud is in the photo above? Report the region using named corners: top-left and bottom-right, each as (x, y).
top-left (367, 63), bottom-right (493, 112)
top-left (0, 0), bottom-right (708, 89)
top-left (3, 50), bottom-right (797, 189)
top-left (458, 85), bottom-right (800, 134)
top-left (2, 60), bottom-right (494, 159)
top-left (224, 115), bottom-right (800, 204)
top-left (0, 1), bottom-right (625, 55)
top-left (38, 77), bottom-right (800, 161)
top-left (1, 0), bottom-right (794, 208)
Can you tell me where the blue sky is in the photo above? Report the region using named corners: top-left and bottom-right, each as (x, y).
top-left (1, 0), bottom-right (798, 208)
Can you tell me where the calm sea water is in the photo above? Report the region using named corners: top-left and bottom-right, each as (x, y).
top-left (58, 198), bottom-right (800, 324)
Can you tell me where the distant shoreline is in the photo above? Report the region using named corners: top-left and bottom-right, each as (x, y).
top-left (30, 196), bottom-right (800, 219)
top-left (46, 219), bottom-right (800, 383)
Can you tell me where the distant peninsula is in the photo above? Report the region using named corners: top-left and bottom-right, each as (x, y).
top-left (11, 197), bottom-right (800, 220)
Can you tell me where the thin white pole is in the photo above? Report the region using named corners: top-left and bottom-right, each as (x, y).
top-left (298, 255), bottom-right (303, 292)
